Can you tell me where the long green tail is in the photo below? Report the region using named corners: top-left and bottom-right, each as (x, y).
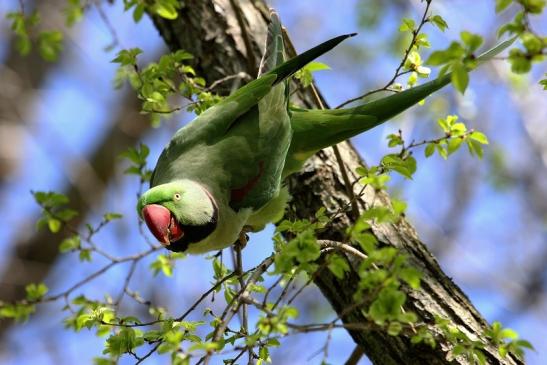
top-left (267, 33), bottom-right (356, 84)
top-left (284, 37), bottom-right (516, 176)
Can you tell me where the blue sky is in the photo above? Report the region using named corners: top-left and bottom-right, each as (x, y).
top-left (0, 0), bottom-right (546, 364)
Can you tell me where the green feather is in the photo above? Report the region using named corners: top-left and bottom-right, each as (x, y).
top-left (266, 33), bottom-right (356, 84)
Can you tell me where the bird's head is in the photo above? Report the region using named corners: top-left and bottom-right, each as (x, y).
top-left (137, 180), bottom-right (218, 252)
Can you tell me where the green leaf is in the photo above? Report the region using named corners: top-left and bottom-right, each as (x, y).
top-left (291, 230), bottom-right (320, 263)
top-left (133, 4), bottom-right (145, 22)
top-left (436, 143), bottom-right (448, 159)
top-left (103, 328), bottom-right (144, 356)
top-left (381, 154), bottom-right (417, 179)
top-left (515, 339), bottom-right (535, 350)
top-left (460, 31), bottom-right (484, 52)
top-left (399, 267), bottom-right (422, 289)
top-left (111, 48), bottom-right (142, 65)
top-left (154, 2), bottom-right (178, 20)
top-left (387, 321), bottom-right (403, 336)
top-left (500, 328), bottom-right (519, 340)
top-left (521, 32), bottom-right (543, 53)
top-left (38, 31), bottom-right (63, 61)
top-left (450, 122), bottom-right (467, 135)
top-left (447, 137), bottom-right (464, 155)
top-left (399, 311), bottom-right (418, 324)
top-left (355, 232), bottom-right (377, 254)
top-left (425, 143), bottom-right (436, 157)
top-left (79, 249), bottom-right (92, 262)
top-left (65, 0), bottom-right (84, 26)
top-left (6, 11), bottom-right (39, 56)
top-left (405, 50), bottom-right (422, 70)
top-left (57, 208), bottom-right (78, 221)
top-left (451, 61), bottom-right (469, 94)
top-left (0, 303), bottom-right (35, 322)
top-left (360, 206), bottom-right (395, 224)
top-left (59, 235), bottom-right (81, 253)
top-left (48, 218), bottom-right (62, 233)
top-left (25, 283), bottom-right (48, 301)
top-left (7, 12), bottom-right (26, 36)
top-left (124, 166), bottom-right (141, 175)
top-left (438, 115), bottom-right (456, 132)
top-left (93, 357), bottom-right (116, 365)
top-left (466, 139), bottom-right (484, 159)
top-left (429, 15), bottom-right (448, 32)
top-left (426, 42), bottom-right (465, 66)
top-left (275, 228), bottom-right (321, 274)
top-left (188, 341), bottom-right (219, 352)
top-left (16, 36), bottom-right (32, 56)
top-left (33, 191), bottom-right (69, 207)
top-left (304, 61), bottom-right (331, 72)
top-left (469, 131), bottom-right (489, 144)
top-left (368, 288), bottom-right (406, 324)
top-left (327, 253), bottom-right (350, 279)
top-left (294, 61), bottom-right (331, 87)
top-left (391, 199), bottom-right (407, 217)
top-left (521, 0), bottom-right (546, 13)
top-left (399, 18), bottom-right (415, 32)
top-left (387, 133), bottom-right (403, 147)
top-left (150, 254), bottom-right (173, 277)
top-left (259, 346), bottom-right (270, 362)
top-left (415, 33), bottom-right (431, 48)
top-left (103, 212), bottom-right (123, 221)
top-left (508, 49), bottom-right (532, 74)
top-left (120, 143), bottom-right (150, 177)
top-left (474, 348), bottom-right (487, 365)
top-left (496, 0), bottom-right (513, 12)
top-left (407, 71), bottom-right (418, 86)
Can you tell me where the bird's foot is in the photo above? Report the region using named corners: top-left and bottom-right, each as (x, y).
top-left (235, 226), bottom-right (251, 250)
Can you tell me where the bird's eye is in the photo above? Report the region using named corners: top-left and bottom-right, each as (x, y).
top-left (174, 193), bottom-right (181, 200)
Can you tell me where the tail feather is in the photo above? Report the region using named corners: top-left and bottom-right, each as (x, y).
top-left (266, 33), bottom-right (357, 85)
top-left (258, 10), bottom-right (284, 76)
top-left (285, 36), bottom-right (517, 175)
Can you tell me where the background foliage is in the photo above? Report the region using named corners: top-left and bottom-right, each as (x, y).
top-left (0, 0), bottom-right (545, 364)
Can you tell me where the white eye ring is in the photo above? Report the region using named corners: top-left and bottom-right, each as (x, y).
top-left (174, 193), bottom-right (181, 200)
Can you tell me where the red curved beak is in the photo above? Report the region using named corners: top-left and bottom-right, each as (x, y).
top-left (141, 204), bottom-right (184, 245)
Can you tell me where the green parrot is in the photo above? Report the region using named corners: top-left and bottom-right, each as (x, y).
top-left (137, 12), bottom-right (514, 254)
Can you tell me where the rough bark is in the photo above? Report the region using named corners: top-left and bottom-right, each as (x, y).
top-left (153, 1), bottom-right (520, 364)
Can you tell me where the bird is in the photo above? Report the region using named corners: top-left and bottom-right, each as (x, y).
top-left (137, 11), bottom-right (514, 254)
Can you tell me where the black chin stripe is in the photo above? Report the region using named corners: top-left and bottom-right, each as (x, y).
top-left (167, 201), bottom-right (219, 253)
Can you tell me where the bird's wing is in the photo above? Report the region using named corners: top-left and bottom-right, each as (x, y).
top-left (152, 20), bottom-right (355, 212)
top-left (229, 10), bottom-right (290, 210)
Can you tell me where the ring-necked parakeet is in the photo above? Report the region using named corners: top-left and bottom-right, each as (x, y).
top-left (137, 12), bottom-right (514, 254)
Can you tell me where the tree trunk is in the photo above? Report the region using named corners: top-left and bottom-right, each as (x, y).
top-left (151, 1), bottom-right (520, 364)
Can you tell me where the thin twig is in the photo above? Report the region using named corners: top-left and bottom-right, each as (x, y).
top-left (271, 273), bottom-right (296, 311)
top-left (207, 72), bottom-right (250, 91)
top-left (114, 260), bottom-right (138, 307)
top-left (344, 346), bottom-right (365, 365)
top-left (135, 341), bottom-right (162, 365)
top-left (318, 240), bottom-right (368, 260)
top-left (200, 255), bottom-right (276, 364)
top-left (93, 0), bottom-right (122, 50)
top-left (336, 0), bottom-right (432, 109)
